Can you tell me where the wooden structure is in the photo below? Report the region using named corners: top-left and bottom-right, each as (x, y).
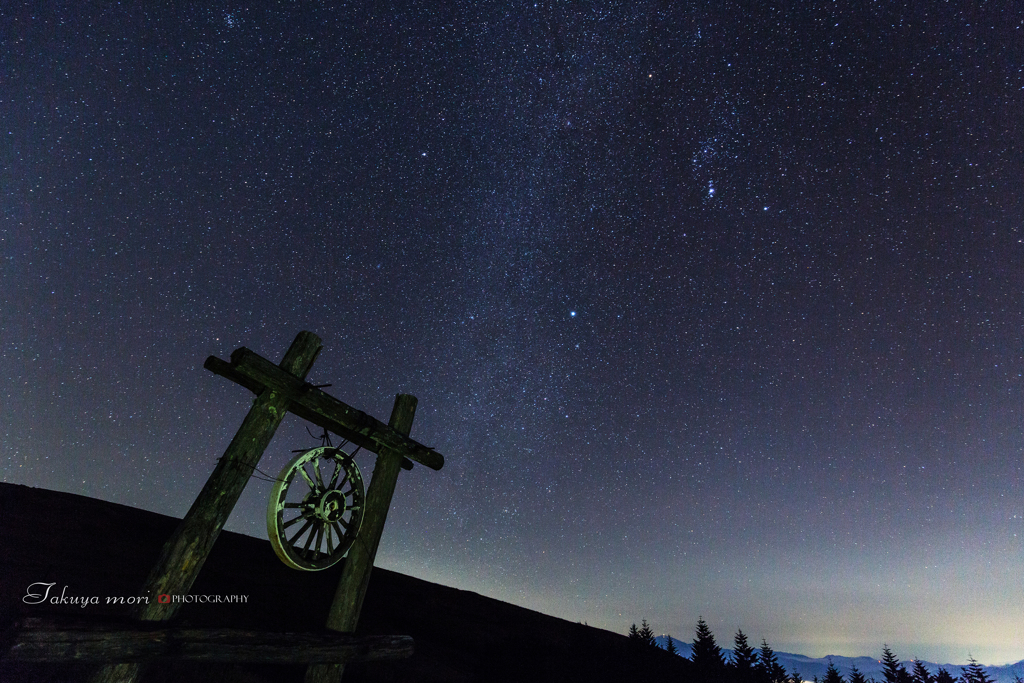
top-left (80, 331), bottom-right (444, 683)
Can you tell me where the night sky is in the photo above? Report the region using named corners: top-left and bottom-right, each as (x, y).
top-left (2, 2), bottom-right (1022, 666)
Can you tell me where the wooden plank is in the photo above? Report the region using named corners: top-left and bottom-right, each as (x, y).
top-left (207, 349), bottom-right (444, 470)
top-left (8, 619), bottom-right (413, 664)
top-left (305, 394), bottom-right (417, 683)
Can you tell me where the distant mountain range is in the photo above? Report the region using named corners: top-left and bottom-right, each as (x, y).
top-left (656, 638), bottom-right (1024, 683)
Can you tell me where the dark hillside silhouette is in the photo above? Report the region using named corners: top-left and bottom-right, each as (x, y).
top-left (0, 484), bottom-right (689, 683)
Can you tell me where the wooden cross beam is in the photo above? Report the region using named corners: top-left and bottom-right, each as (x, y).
top-left (204, 348), bottom-right (443, 470)
top-left (90, 331), bottom-right (444, 683)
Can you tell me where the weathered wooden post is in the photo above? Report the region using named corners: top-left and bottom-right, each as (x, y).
top-left (91, 331), bottom-right (323, 683)
top-left (304, 394), bottom-right (416, 683)
top-left (138, 331), bottom-right (323, 620)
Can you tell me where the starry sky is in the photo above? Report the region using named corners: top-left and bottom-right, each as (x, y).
top-left (2, 1), bottom-right (1022, 667)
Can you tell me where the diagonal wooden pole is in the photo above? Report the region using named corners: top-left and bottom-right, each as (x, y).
top-left (90, 331), bottom-right (322, 683)
top-left (136, 331), bottom-right (322, 619)
top-left (304, 393), bottom-right (417, 683)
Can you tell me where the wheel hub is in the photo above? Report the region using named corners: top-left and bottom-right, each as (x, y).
top-left (317, 489), bottom-right (345, 522)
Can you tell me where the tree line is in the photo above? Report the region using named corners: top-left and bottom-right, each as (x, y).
top-left (627, 617), bottom-right (1017, 683)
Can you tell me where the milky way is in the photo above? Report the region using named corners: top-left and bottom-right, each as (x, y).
top-left (2, 2), bottom-right (1021, 664)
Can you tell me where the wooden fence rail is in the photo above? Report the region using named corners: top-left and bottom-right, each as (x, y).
top-left (5, 618), bottom-right (414, 665)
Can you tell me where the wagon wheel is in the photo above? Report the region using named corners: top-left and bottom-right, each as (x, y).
top-left (267, 446), bottom-right (365, 571)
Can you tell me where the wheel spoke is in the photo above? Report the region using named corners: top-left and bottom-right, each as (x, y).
top-left (283, 502), bottom-right (303, 509)
top-left (324, 522), bottom-right (335, 555)
top-left (313, 523), bottom-right (324, 556)
top-left (332, 521), bottom-right (346, 542)
top-left (302, 522), bottom-right (318, 557)
top-left (298, 463), bottom-right (317, 491)
top-left (327, 461), bottom-right (342, 490)
top-left (282, 514), bottom-right (306, 530)
top-left (313, 458), bottom-right (325, 491)
top-left (288, 518), bottom-right (315, 546)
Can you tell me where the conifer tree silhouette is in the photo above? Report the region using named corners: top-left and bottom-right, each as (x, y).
top-left (934, 668), bottom-right (957, 683)
top-left (911, 659), bottom-right (934, 683)
top-left (692, 617), bottom-right (727, 683)
top-left (960, 656), bottom-right (994, 683)
top-left (665, 634), bottom-right (679, 655)
top-left (628, 623), bottom-right (641, 641)
top-left (732, 629), bottom-right (758, 683)
top-left (756, 639), bottom-right (788, 683)
top-left (882, 646), bottom-right (913, 683)
top-left (638, 619), bottom-right (657, 648)
top-left (823, 658), bottom-right (845, 683)
top-left (849, 665), bottom-right (869, 683)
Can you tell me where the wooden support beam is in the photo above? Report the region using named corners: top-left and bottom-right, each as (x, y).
top-left (89, 331), bottom-right (323, 683)
top-left (8, 618), bottom-right (414, 664)
top-left (204, 350), bottom-right (443, 470)
top-left (304, 394), bottom-right (417, 683)
top-left (136, 333), bottom-right (322, 620)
